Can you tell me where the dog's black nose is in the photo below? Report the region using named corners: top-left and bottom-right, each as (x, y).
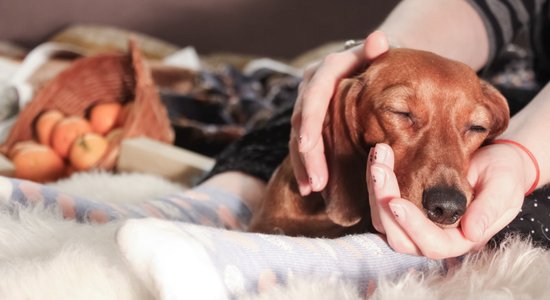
top-left (422, 187), bottom-right (466, 225)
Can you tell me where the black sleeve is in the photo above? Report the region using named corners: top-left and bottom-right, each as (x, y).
top-left (466, 0), bottom-right (541, 64)
top-left (201, 103), bottom-right (293, 183)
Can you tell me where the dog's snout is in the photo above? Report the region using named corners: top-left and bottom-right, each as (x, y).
top-left (422, 187), bottom-right (466, 225)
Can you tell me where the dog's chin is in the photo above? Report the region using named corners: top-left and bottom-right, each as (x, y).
top-left (421, 209), bottom-right (463, 229)
top-left (434, 219), bottom-right (462, 229)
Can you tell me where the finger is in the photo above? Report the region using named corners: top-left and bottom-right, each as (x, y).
top-left (296, 47), bottom-right (365, 153)
top-left (461, 173), bottom-right (524, 242)
top-left (290, 62), bottom-right (321, 129)
top-left (373, 143), bottom-right (394, 169)
top-left (291, 49), bottom-right (364, 191)
top-left (289, 132), bottom-right (311, 196)
top-left (301, 136), bottom-right (327, 192)
top-left (290, 61), bottom-right (321, 140)
top-left (388, 198), bottom-right (476, 259)
top-left (364, 30), bottom-right (390, 60)
top-left (367, 144), bottom-right (395, 233)
top-left (302, 61), bottom-right (321, 82)
top-left (295, 31), bottom-right (390, 154)
top-left (367, 147), bottom-right (383, 233)
top-left (292, 32), bottom-right (390, 191)
top-left (370, 162), bottom-right (420, 255)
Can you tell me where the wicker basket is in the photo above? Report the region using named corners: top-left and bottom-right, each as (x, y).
top-left (1, 39), bottom-right (174, 170)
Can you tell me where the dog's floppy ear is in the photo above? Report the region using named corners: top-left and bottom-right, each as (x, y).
top-left (480, 80), bottom-right (510, 140)
top-left (321, 78), bottom-right (369, 227)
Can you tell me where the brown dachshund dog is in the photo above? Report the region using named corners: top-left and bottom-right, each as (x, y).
top-left (249, 48), bottom-right (510, 238)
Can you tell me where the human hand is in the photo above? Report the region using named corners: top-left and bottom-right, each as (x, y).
top-left (367, 142), bottom-right (530, 259)
top-left (290, 31), bottom-right (390, 196)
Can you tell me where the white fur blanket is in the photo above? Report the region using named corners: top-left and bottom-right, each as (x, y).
top-left (0, 172), bottom-right (548, 299)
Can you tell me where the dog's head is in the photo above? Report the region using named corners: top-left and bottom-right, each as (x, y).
top-left (322, 48), bottom-right (510, 228)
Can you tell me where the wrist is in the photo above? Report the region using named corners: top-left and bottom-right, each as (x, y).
top-left (201, 171), bottom-right (266, 213)
top-left (491, 139), bottom-right (540, 195)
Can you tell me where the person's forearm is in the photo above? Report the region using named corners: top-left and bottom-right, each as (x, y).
top-left (378, 0), bottom-right (489, 70)
top-left (500, 83), bottom-right (550, 188)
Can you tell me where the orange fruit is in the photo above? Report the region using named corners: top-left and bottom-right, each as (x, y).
top-left (12, 144), bottom-right (65, 182)
top-left (35, 110), bottom-right (64, 145)
top-left (89, 102), bottom-right (122, 135)
top-left (51, 116), bottom-right (92, 158)
top-left (9, 140), bottom-right (42, 159)
top-left (69, 133), bottom-right (108, 171)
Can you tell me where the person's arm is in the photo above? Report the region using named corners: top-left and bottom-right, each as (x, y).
top-left (379, 0), bottom-right (489, 70)
top-left (500, 83), bottom-right (550, 187)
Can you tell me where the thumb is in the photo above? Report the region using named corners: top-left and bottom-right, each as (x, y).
top-left (461, 177), bottom-right (523, 242)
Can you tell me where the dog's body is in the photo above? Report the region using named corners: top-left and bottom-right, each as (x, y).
top-left (250, 48), bottom-right (510, 238)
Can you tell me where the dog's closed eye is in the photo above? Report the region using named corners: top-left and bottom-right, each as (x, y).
top-left (391, 110), bottom-right (415, 125)
top-left (465, 107), bottom-right (492, 135)
top-left (392, 110), bottom-right (413, 119)
top-left (468, 125), bottom-right (488, 133)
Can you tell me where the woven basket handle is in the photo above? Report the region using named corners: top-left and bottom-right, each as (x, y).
top-left (11, 42), bottom-right (85, 109)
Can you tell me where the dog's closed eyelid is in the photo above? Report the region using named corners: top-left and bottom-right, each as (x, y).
top-left (380, 103), bottom-right (412, 115)
top-left (383, 109), bottom-right (415, 127)
top-left (383, 107), bottom-right (413, 119)
top-left (393, 111), bottom-right (412, 118)
top-left (464, 107), bottom-right (491, 133)
top-left (467, 125), bottom-right (488, 133)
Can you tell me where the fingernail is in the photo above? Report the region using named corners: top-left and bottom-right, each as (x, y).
top-left (368, 147), bottom-right (374, 164)
top-left (309, 175), bottom-right (323, 191)
top-left (309, 176), bottom-right (317, 190)
top-left (371, 166), bottom-right (385, 187)
top-left (389, 202), bottom-right (405, 221)
top-left (373, 144), bottom-right (387, 163)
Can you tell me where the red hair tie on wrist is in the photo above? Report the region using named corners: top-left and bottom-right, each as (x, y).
top-left (491, 139), bottom-right (540, 196)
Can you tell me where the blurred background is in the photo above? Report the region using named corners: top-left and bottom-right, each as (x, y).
top-left (0, 0), bottom-right (399, 58)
